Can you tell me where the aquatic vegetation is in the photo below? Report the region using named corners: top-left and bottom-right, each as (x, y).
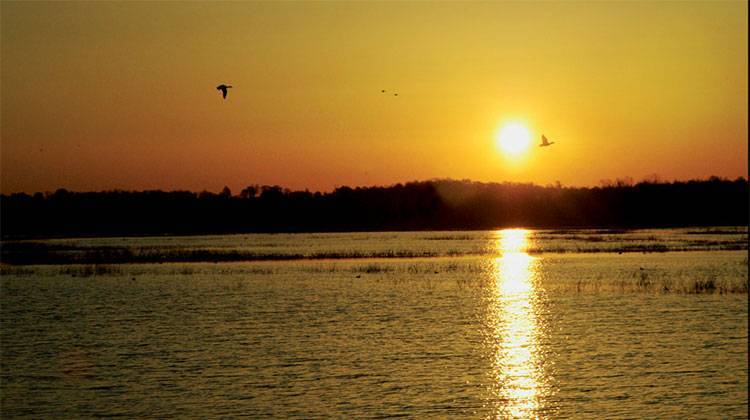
top-left (539, 228), bottom-right (632, 236)
top-left (0, 229), bottom-right (746, 295)
top-left (354, 264), bottom-right (393, 274)
top-left (59, 264), bottom-right (122, 277)
top-left (2, 235), bottom-right (747, 265)
top-left (550, 267), bottom-right (748, 295)
top-left (423, 234), bottom-right (476, 241)
top-left (690, 278), bottom-right (716, 293)
top-left (636, 270), bottom-right (652, 288)
top-left (686, 227), bottom-right (749, 235)
top-left (0, 265), bottom-right (36, 277)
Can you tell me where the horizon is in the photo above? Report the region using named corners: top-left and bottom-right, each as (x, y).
top-left (1, 2), bottom-right (747, 194)
top-left (2, 174), bottom-right (747, 197)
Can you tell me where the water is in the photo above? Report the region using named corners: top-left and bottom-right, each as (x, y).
top-left (2, 227), bottom-right (747, 265)
top-left (1, 229), bottom-right (747, 418)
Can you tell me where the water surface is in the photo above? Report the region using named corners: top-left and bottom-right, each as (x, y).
top-left (1, 229), bottom-right (747, 417)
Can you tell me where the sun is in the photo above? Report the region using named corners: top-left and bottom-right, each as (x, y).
top-left (496, 122), bottom-right (532, 157)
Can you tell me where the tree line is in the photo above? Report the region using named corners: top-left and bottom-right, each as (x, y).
top-left (1, 176), bottom-right (747, 238)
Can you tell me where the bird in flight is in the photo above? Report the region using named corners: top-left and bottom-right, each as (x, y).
top-left (540, 134), bottom-right (555, 147)
top-left (216, 84), bottom-right (232, 99)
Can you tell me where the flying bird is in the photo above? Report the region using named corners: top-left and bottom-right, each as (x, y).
top-left (540, 134), bottom-right (555, 147)
top-left (216, 84), bottom-right (232, 99)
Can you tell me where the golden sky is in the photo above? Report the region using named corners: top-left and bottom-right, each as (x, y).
top-left (1, 1), bottom-right (747, 193)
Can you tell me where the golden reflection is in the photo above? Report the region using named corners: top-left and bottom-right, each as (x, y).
top-left (489, 229), bottom-right (546, 418)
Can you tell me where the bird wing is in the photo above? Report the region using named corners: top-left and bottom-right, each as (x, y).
top-left (222, 89), bottom-right (227, 99)
top-left (541, 135), bottom-right (548, 145)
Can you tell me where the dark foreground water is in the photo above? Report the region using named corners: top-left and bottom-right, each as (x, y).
top-left (1, 229), bottom-right (747, 418)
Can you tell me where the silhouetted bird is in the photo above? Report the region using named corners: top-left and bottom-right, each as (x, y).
top-left (540, 134), bottom-right (555, 147)
top-left (381, 89), bottom-right (386, 93)
top-left (394, 93), bottom-right (398, 96)
top-left (216, 84), bottom-right (232, 99)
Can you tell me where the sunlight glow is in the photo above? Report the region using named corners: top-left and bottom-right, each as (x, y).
top-left (496, 123), bottom-right (532, 157)
top-left (488, 229), bottom-right (547, 418)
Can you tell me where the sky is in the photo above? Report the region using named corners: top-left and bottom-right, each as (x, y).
top-left (1, 1), bottom-right (747, 194)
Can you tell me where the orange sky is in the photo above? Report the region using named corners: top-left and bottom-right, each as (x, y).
top-left (1, 1), bottom-right (747, 194)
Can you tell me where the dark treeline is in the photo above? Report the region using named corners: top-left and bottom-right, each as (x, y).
top-left (1, 177), bottom-right (747, 239)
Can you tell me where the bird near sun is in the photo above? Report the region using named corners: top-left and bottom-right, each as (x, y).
top-left (216, 84), bottom-right (232, 99)
top-left (540, 135), bottom-right (555, 147)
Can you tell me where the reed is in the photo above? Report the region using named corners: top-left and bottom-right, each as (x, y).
top-left (2, 237), bottom-right (747, 266)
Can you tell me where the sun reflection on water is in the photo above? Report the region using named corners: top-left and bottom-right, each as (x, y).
top-left (488, 229), bottom-right (548, 418)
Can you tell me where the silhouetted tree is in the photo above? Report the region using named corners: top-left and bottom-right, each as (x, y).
top-left (219, 186), bottom-right (232, 198)
top-left (240, 185), bottom-right (258, 199)
top-left (1, 176), bottom-right (747, 238)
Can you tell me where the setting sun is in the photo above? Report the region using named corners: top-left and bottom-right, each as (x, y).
top-left (496, 123), bottom-right (532, 157)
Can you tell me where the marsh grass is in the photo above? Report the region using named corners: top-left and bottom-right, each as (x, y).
top-left (4, 241), bottom-right (746, 266)
top-left (1, 230), bottom-right (745, 295)
top-left (60, 265), bottom-right (122, 277)
top-left (301, 264), bottom-right (339, 273)
top-left (1, 258), bottom-right (745, 295)
top-left (0, 265), bottom-right (36, 276)
top-left (1, 244), bottom-right (453, 265)
top-left (541, 229), bottom-right (632, 235)
top-left (0, 264), bottom-right (123, 278)
top-left (557, 269), bottom-right (748, 295)
top-left (686, 227), bottom-right (749, 235)
top-left (424, 234), bottom-right (475, 241)
top-left (354, 264), bottom-right (394, 274)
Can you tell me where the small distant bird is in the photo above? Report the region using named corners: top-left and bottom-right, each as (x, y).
top-left (381, 89), bottom-right (386, 93)
top-left (393, 93), bottom-right (398, 96)
top-left (540, 134), bottom-right (555, 147)
top-left (216, 84), bottom-right (232, 99)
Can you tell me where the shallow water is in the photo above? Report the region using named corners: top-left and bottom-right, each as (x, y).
top-left (1, 229), bottom-right (747, 418)
top-left (2, 226), bottom-right (747, 265)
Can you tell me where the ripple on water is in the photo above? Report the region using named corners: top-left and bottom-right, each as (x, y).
top-left (1, 231), bottom-right (747, 418)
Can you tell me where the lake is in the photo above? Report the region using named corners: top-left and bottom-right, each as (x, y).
top-left (1, 228), bottom-right (747, 418)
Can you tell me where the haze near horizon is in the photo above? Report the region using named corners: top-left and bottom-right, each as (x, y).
top-left (1, 1), bottom-right (747, 194)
